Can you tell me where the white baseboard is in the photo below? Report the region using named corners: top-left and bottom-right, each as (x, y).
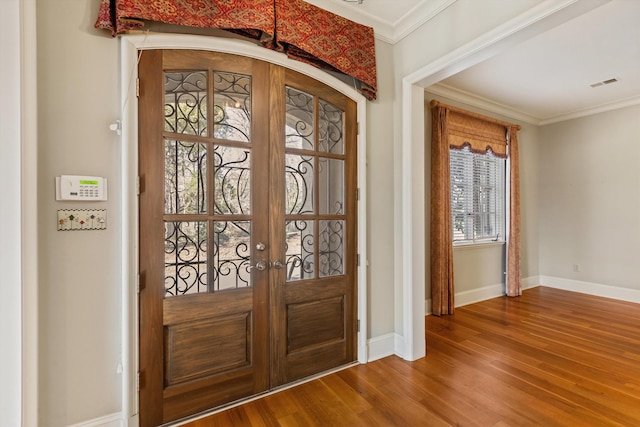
top-left (539, 275), bottom-right (640, 304)
top-left (367, 333), bottom-right (398, 362)
top-left (455, 283), bottom-right (504, 307)
top-left (424, 276), bottom-right (542, 315)
top-left (522, 275), bottom-right (541, 290)
top-left (67, 412), bottom-right (124, 427)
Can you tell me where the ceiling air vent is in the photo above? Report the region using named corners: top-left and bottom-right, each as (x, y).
top-left (590, 78), bottom-right (619, 88)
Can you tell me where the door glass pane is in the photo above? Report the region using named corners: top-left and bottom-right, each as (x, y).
top-left (213, 221), bottom-right (252, 291)
top-left (213, 72), bottom-right (251, 142)
top-left (319, 220), bottom-right (344, 277)
top-left (285, 220), bottom-right (315, 281)
top-left (286, 154), bottom-right (314, 215)
top-left (164, 221), bottom-right (207, 297)
top-left (165, 140), bottom-right (207, 215)
top-left (164, 71), bottom-right (207, 136)
top-left (285, 87), bottom-right (314, 150)
top-left (318, 99), bottom-right (344, 154)
top-left (318, 158), bottom-right (344, 215)
top-left (214, 146), bottom-right (251, 215)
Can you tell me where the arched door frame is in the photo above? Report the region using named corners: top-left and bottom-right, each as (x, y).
top-left (118, 33), bottom-right (368, 422)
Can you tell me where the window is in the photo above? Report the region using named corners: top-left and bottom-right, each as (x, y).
top-left (450, 146), bottom-right (505, 244)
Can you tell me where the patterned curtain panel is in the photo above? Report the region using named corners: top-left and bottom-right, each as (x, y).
top-left (95, 0), bottom-right (377, 100)
top-left (95, 0), bottom-right (275, 44)
top-left (274, 0), bottom-right (376, 100)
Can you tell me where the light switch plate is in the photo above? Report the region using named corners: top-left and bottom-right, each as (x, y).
top-left (57, 209), bottom-right (107, 231)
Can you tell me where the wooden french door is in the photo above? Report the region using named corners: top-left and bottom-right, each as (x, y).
top-left (138, 49), bottom-right (357, 426)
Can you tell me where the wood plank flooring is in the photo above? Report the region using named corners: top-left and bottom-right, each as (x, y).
top-left (180, 287), bottom-right (640, 426)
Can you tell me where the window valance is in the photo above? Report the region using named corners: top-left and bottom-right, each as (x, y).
top-left (431, 100), bottom-right (520, 159)
top-left (95, 0), bottom-right (377, 100)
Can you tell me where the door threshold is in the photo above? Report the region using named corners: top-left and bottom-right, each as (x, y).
top-left (167, 361), bottom-right (360, 426)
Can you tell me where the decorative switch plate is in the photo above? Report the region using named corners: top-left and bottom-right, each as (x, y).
top-left (57, 209), bottom-right (107, 231)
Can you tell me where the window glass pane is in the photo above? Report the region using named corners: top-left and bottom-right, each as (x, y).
top-left (285, 220), bottom-right (315, 281)
top-left (213, 221), bottom-right (251, 290)
top-left (214, 145), bottom-right (251, 215)
top-left (318, 99), bottom-right (344, 154)
top-left (213, 72), bottom-right (251, 142)
top-left (319, 158), bottom-right (344, 214)
top-left (285, 87), bottom-right (315, 150)
top-left (164, 71), bottom-right (207, 136)
top-left (319, 220), bottom-right (344, 277)
top-left (286, 154), bottom-right (314, 215)
top-left (165, 140), bottom-right (207, 215)
top-left (164, 221), bottom-right (207, 297)
top-left (450, 146), bottom-right (505, 243)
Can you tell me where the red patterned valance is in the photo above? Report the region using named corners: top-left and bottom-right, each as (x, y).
top-left (95, 0), bottom-right (377, 100)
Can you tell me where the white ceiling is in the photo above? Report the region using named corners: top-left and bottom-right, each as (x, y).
top-left (307, 0), bottom-right (640, 125)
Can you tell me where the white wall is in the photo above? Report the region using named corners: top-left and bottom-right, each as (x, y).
top-left (37, 0), bottom-right (122, 425)
top-left (539, 105), bottom-right (640, 293)
top-left (366, 39), bottom-right (396, 338)
top-left (0, 0), bottom-right (23, 425)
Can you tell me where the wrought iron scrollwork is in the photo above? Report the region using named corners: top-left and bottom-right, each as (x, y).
top-left (214, 146), bottom-right (251, 215)
top-left (164, 221), bottom-right (208, 296)
top-left (319, 220), bottom-right (344, 277)
top-left (319, 99), bottom-right (344, 154)
top-left (213, 72), bottom-right (251, 142)
top-left (212, 221), bottom-right (251, 291)
top-left (285, 87), bottom-right (315, 150)
top-left (285, 154), bottom-right (314, 215)
top-left (285, 220), bottom-right (315, 281)
top-left (164, 71), bottom-right (207, 136)
top-left (165, 140), bottom-right (207, 215)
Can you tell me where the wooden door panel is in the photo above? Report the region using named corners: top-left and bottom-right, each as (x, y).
top-left (287, 295), bottom-right (345, 352)
top-left (162, 370), bottom-right (254, 422)
top-left (163, 288), bottom-right (252, 325)
top-left (164, 312), bottom-right (252, 386)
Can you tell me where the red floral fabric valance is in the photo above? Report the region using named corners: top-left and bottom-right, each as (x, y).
top-left (95, 0), bottom-right (377, 100)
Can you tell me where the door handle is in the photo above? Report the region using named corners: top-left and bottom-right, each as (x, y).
top-left (248, 260), bottom-right (267, 271)
top-left (272, 260), bottom-right (284, 269)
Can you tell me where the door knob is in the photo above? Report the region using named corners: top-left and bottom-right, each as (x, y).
top-left (272, 260), bottom-right (284, 269)
top-left (248, 260), bottom-right (267, 271)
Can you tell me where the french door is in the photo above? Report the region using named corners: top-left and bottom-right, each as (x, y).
top-left (138, 50), bottom-right (357, 426)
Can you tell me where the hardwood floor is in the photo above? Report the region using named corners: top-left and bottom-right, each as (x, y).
top-left (180, 287), bottom-right (640, 426)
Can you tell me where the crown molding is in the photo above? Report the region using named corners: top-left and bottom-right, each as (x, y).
top-left (539, 96), bottom-right (640, 125)
top-left (304, 0), bottom-right (456, 45)
top-left (428, 83), bottom-right (640, 126)
top-left (426, 83), bottom-right (542, 125)
top-left (392, 0), bottom-right (457, 44)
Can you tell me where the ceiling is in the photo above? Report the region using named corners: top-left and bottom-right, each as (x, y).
top-left (307, 0), bottom-right (640, 125)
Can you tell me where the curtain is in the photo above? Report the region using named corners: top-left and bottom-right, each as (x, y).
top-left (430, 101), bottom-right (521, 315)
top-left (507, 126), bottom-right (522, 297)
top-left (273, 0), bottom-right (376, 100)
top-left (94, 0), bottom-right (377, 100)
top-left (447, 110), bottom-right (508, 158)
top-left (430, 105), bottom-right (455, 316)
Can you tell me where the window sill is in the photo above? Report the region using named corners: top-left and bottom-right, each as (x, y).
top-left (453, 240), bottom-right (505, 251)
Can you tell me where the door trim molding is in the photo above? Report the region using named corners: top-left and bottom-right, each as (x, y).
top-left (119, 33), bottom-right (368, 421)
